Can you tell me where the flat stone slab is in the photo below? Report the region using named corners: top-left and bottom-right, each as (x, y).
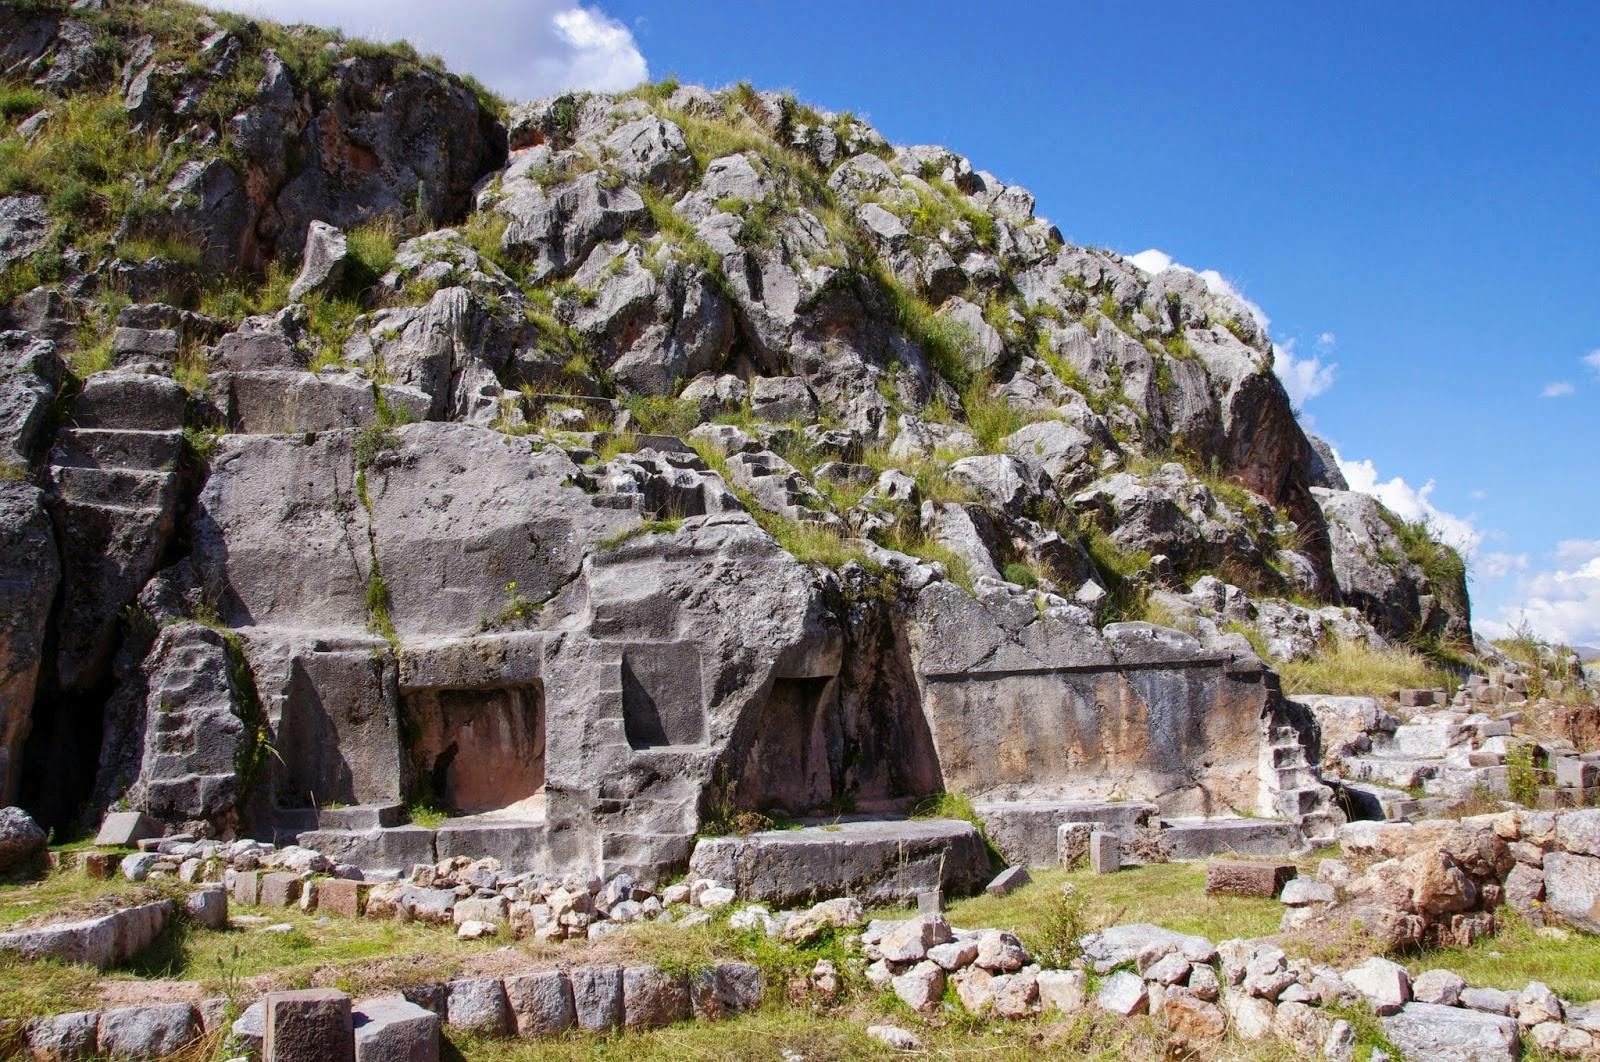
top-left (687, 818), bottom-right (990, 906)
top-left (974, 800), bottom-right (1157, 867)
top-left (1382, 1001), bottom-right (1519, 1061)
top-left (94, 811), bottom-right (162, 847)
top-left (1158, 818), bottom-right (1302, 860)
top-left (434, 819), bottom-right (549, 872)
top-left (275, 804), bottom-right (407, 835)
top-left (296, 826), bottom-right (437, 873)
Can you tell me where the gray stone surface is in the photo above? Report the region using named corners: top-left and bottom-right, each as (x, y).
top-left (0, 804), bottom-right (45, 871)
top-left (686, 819), bottom-right (990, 906)
top-left (622, 965), bottom-right (691, 1029)
top-left (353, 995), bottom-right (439, 1062)
top-left (1543, 852), bottom-right (1600, 933)
top-left (975, 800), bottom-right (1156, 867)
top-left (0, 899), bottom-right (172, 970)
top-left (570, 966), bottom-right (624, 1031)
top-left (96, 1003), bottom-right (198, 1060)
top-left (504, 970), bottom-right (575, 1036)
top-left (444, 978), bottom-right (510, 1035)
top-left (1381, 1001), bottom-right (1519, 1062)
top-left (26, 1009), bottom-right (99, 1061)
top-left (94, 811), bottom-right (163, 848)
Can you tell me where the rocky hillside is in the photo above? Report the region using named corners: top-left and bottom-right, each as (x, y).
top-left (0, 0), bottom-right (1471, 862)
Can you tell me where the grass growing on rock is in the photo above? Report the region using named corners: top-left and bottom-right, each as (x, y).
top-left (1276, 637), bottom-right (1451, 697)
top-left (933, 865), bottom-right (1287, 950)
top-left (1409, 914), bottom-right (1600, 1002)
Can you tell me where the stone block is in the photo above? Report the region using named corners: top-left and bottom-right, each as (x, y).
top-left (973, 800), bottom-right (1156, 867)
top-left (445, 978), bottom-right (509, 1036)
top-left (94, 811), bottom-right (162, 848)
top-left (1279, 879), bottom-right (1336, 906)
top-left (504, 971), bottom-right (575, 1036)
top-left (685, 818), bottom-right (990, 906)
top-left (985, 865), bottom-right (1030, 896)
top-left (264, 989), bottom-right (354, 1062)
top-left (1204, 860), bottom-right (1295, 897)
top-left (317, 878), bottom-right (372, 918)
top-left (26, 1010), bottom-right (99, 1060)
top-left (97, 1004), bottom-right (198, 1059)
top-left (1089, 830), bottom-right (1120, 873)
top-left (623, 965), bottom-right (691, 1029)
top-left (1037, 969), bottom-right (1088, 1013)
top-left (1095, 970), bottom-right (1146, 1016)
top-left (352, 995), bottom-right (438, 1062)
top-left (232, 870), bottom-right (260, 906)
top-left (453, 895), bottom-right (508, 926)
top-left (916, 889), bottom-right (943, 914)
top-left (570, 966), bottom-right (623, 1031)
top-left (1057, 822), bottom-right (1094, 867)
top-left (1544, 852), bottom-right (1600, 933)
top-left (687, 962), bottom-right (762, 1021)
top-left (82, 852), bottom-right (118, 879)
top-left (184, 886), bottom-right (227, 930)
top-left (1382, 1002), bottom-right (1519, 1061)
top-left (1343, 956), bottom-right (1410, 1014)
top-left (260, 872), bottom-right (303, 907)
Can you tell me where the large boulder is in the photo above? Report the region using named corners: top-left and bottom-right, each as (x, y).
top-left (0, 804), bottom-right (45, 872)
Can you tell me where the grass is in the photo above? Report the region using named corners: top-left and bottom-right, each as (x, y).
top-left (1410, 913), bottom-right (1600, 1002)
top-left (935, 865), bottom-right (1286, 951)
top-left (1277, 637), bottom-right (1451, 697)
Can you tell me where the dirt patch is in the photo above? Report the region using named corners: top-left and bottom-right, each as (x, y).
top-left (11, 886), bottom-right (170, 931)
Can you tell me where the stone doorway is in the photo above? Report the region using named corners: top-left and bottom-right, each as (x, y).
top-left (402, 682), bottom-right (545, 817)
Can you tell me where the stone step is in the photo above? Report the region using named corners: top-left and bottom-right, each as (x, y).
top-left (49, 427), bottom-right (183, 471)
top-left (687, 817), bottom-right (991, 906)
top-left (293, 825), bottom-right (438, 874)
top-left (274, 804), bottom-right (407, 833)
top-left (600, 831), bottom-right (699, 884)
top-left (47, 465), bottom-right (174, 510)
top-left (1274, 786), bottom-right (1335, 817)
top-left (1272, 766), bottom-right (1321, 790)
top-left (973, 799), bottom-right (1158, 867)
top-left (435, 817), bottom-right (551, 872)
top-left (1155, 818), bottom-right (1303, 860)
top-left (1269, 744), bottom-right (1308, 769)
top-left (1342, 757), bottom-right (1438, 789)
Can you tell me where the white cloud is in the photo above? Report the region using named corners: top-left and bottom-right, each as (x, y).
top-left (1274, 340), bottom-right (1338, 408)
top-left (1336, 451), bottom-right (1482, 557)
top-left (1541, 381), bottom-right (1575, 398)
top-left (1477, 552), bottom-right (1528, 580)
top-left (1483, 547), bottom-right (1600, 647)
top-left (204, 1), bottom-right (648, 99)
top-left (1585, 349), bottom-right (1600, 378)
top-left (1470, 488), bottom-right (1488, 501)
top-left (1316, 332), bottom-right (1336, 348)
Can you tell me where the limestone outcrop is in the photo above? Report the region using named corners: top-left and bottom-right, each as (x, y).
top-left (0, 0), bottom-right (1486, 884)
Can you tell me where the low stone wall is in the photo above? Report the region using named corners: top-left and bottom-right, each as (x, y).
top-left (0, 899), bottom-right (172, 970)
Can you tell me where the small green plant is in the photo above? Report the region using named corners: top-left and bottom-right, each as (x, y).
top-left (1505, 743), bottom-right (1542, 807)
top-left (406, 802), bottom-right (448, 830)
top-left (1026, 885), bottom-right (1089, 969)
top-left (1001, 562), bottom-right (1040, 589)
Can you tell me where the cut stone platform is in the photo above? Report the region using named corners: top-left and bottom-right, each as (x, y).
top-left (686, 818), bottom-right (990, 907)
top-left (293, 818), bottom-right (555, 875)
top-left (1155, 818), bottom-right (1303, 860)
top-left (274, 804), bottom-right (406, 836)
top-left (974, 800), bottom-right (1158, 867)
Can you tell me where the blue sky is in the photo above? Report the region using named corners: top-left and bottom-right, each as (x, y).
top-left (214, 1), bottom-right (1600, 646)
